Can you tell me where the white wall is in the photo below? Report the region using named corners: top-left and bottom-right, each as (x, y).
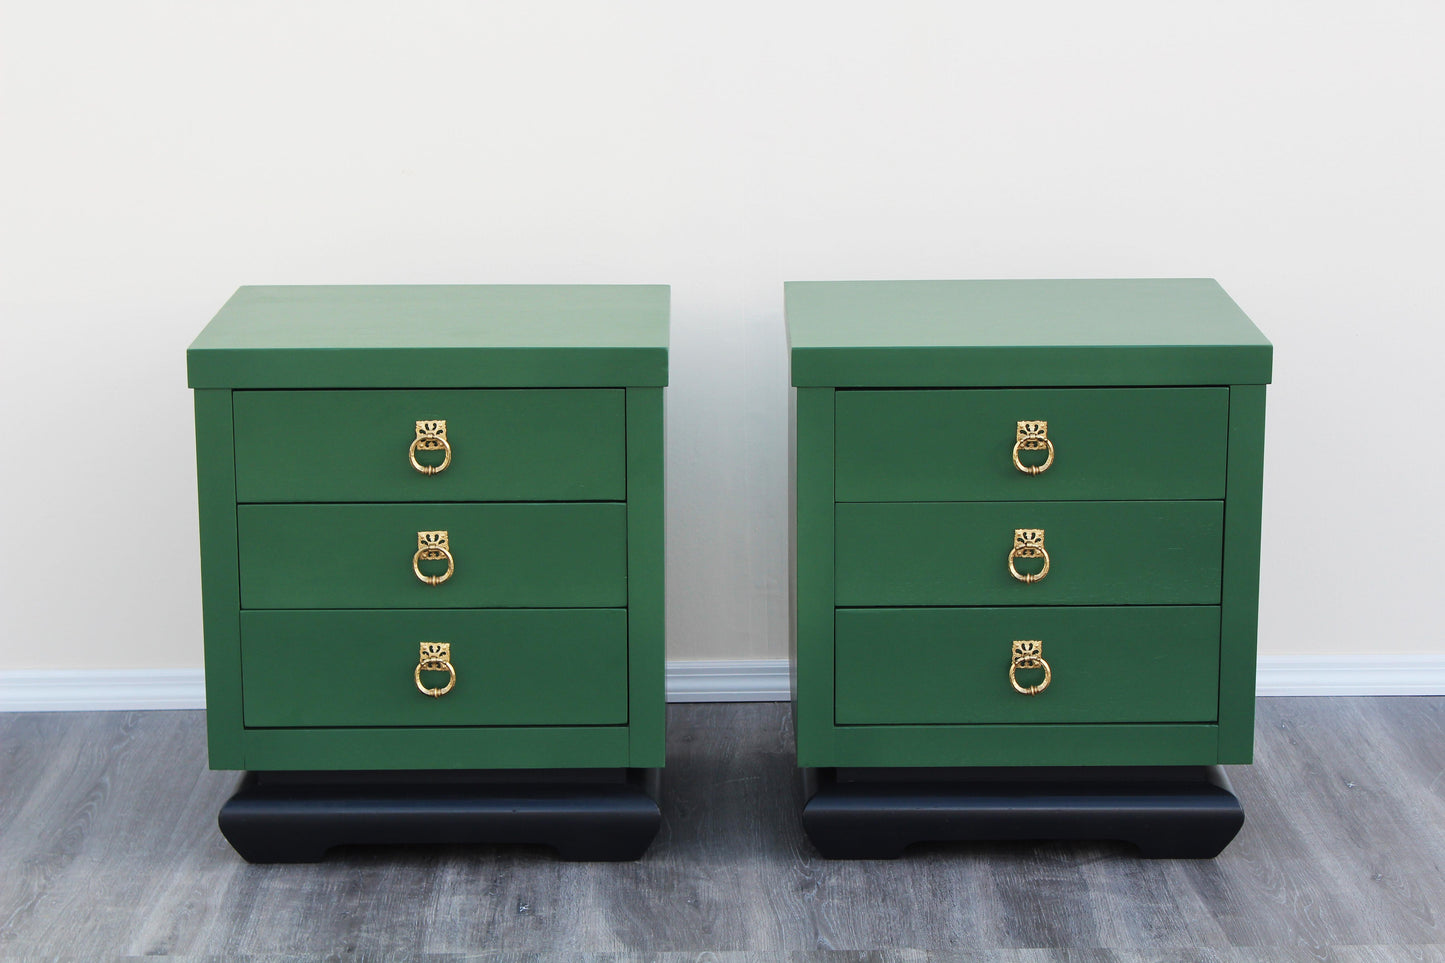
top-left (1, 0), bottom-right (1442, 672)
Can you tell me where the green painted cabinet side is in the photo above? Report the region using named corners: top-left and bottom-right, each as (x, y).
top-left (835, 607), bottom-right (1220, 725)
top-left (241, 725), bottom-right (633, 771)
top-left (791, 388), bottom-right (837, 766)
top-left (233, 389), bottom-right (625, 502)
top-left (831, 723), bottom-right (1219, 768)
top-left (1218, 385), bottom-right (1267, 763)
top-left (194, 390), bottom-right (244, 769)
top-left (240, 609), bottom-right (628, 728)
top-left (835, 388), bottom-right (1228, 501)
top-left (237, 503), bottom-right (627, 609)
top-left (836, 501), bottom-right (1224, 606)
top-left (625, 388), bottom-right (666, 766)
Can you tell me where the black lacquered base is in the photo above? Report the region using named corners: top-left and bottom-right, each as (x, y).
top-left (801, 765), bottom-right (1243, 859)
top-left (218, 768), bottom-right (662, 863)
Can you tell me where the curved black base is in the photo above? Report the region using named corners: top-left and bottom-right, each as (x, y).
top-left (801, 765), bottom-right (1243, 859)
top-left (219, 768), bottom-right (662, 863)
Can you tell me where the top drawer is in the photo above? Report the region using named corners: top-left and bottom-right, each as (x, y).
top-left (835, 387), bottom-right (1228, 501)
top-left (233, 389), bottom-right (625, 502)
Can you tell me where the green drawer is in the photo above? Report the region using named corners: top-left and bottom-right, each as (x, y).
top-left (240, 609), bottom-right (628, 728)
top-left (835, 606), bottom-right (1220, 725)
top-left (835, 388), bottom-right (1228, 502)
top-left (836, 501), bottom-right (1223, 606)
top-left (233, 389), bottom-right (625, 502)
top-left (238, 503), bottom-right (626, 609)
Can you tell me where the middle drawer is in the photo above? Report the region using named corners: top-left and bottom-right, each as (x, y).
top-left (238, 503), bottom-right (627, 609)
top-left (836, 501), bottom-right (1223, 606)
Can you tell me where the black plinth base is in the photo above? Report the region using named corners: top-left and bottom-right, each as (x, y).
top-left (218, 768), bottom-right (662, 863)
top-left (801, 765), bottom-right (1243, 859)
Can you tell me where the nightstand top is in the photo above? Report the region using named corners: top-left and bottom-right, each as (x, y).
top-left (786, 279), bottom-right (1271, 387)
top-left (188, 285), bottom-right (669, 388)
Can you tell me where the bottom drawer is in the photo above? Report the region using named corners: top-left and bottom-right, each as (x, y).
top-left (240, 609), bottom-right (628, 728)
top-left (835, 606), bottom-right (1219, 725)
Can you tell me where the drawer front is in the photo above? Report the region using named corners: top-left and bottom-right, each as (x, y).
top-left (835, 606), bottom-right (1220, 725)
top-left (233, 389), bottom-right (625, 502)
top-left (238, 503), bottom-right (626, 609)
top-left (835, 388), bottom-right (1228, 501)
top-left (836, 501), bottom-right (1223, 605)
top-left (240, 609), bottom-right (627, 728)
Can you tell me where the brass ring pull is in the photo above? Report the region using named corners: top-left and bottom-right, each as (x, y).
top-left (415, 643), bottom-right (456, 698)
top-left (413, 530), bottom-right (454, 586)
top-left (1007, 528), bottom-right (1049, 584)
top-left (1013, 420), bottom-right (1053, 475)
top-left (1009, 640), bottom-right (1051, 696)
top-left (409, 420), bottom-right (451, 475)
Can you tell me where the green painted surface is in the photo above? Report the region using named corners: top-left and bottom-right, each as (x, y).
top-left (193, 285), bottom-right (668, 773)
top-left (237, 503), bottom-right (626, 609)
top-left (241, 725), bottom-right (632, 771)
top-left (836, 388), bottom-right (1228, 501)
top-left (1218, 386), bottom-right (1267, 763)
top-left (835, 607), bottom-right (1220, 725)
top-left (790, 280), bottom-right (1267, 770)
top-left (234, 389), bottom-right (625, 502)
top-left (625, 388), bottom-right (666, 766)
top-left (792, 388), bottom-right (837, 766)
top-left (830, 723), bottom-right (1219, 768)
top-left (194, 390), bottom-right (244, 769)
top-left (786, 279), bottom-right (1271, 387)
top-left (189, 285), bottom-right (669, 388)
top-left (836, 501), bottom-right (1223, 606)
top-left (240, 609), bottom-right (627, 728)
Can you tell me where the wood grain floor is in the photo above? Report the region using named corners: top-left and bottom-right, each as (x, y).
top-left (1, 699), bottom-right (1443, 961)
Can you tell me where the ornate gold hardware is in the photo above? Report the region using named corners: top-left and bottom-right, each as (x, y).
top-left (1007, 528), bottom-right (1050, 584)
top-left (415, 642), bottom-right (456, 698)
top-left (409, 420), bottom-right (452, 475)
top-left (1009, 640), bottom-right (1051, 695)
top-left (1012, 420), bottom-right (1054, 474)
top-left (412, 530), bottom-right (455, 586)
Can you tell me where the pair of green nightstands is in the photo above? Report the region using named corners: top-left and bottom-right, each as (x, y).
top-left (189, 279), bottom-right (1270, 862)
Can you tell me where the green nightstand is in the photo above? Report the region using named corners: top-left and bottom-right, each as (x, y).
top-left (787, 279), bottom-right (1271, 858)
top-left (189, 285), bottom-right (668, 861)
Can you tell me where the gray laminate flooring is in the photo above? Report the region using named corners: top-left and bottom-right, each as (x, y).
top-left (1, 699), bottom-right (1443, 962)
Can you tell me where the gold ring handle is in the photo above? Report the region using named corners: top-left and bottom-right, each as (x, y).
top-left (1007, 548), bottom-right (1050, 583)
top-left (1013, 420), bottom-right (1053, 474)
top-left (414, 661), bottom-right (456, 697)
top-left (412, 548), bottom-right (455, 585)
top-left (409, 436), bottom-right (452, 475)
top-left (413, 530), bottom-right (454, 585)
top-left (415, 643), bottom-right (456, 697)
top-left (1009, 658), bottom-right (1051, 695)
top-left (1007, 528), bottom-right (1049, 584)
top-left (1012, 439), bottom-right (1054, 474)
top-left (410, 420), bottom-right (452, 475)
top-left (1009, 640), bottom-right (1051, 695)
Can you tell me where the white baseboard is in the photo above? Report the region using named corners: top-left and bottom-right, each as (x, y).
top-left (1, 656), bottom-right (1443, 712)
top-left (664, 659), bottom-right (792, 702)
top-left (1254, 655), bottom-right (1445, 696)
top-left (0, 669), bottom-right (209, 712)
